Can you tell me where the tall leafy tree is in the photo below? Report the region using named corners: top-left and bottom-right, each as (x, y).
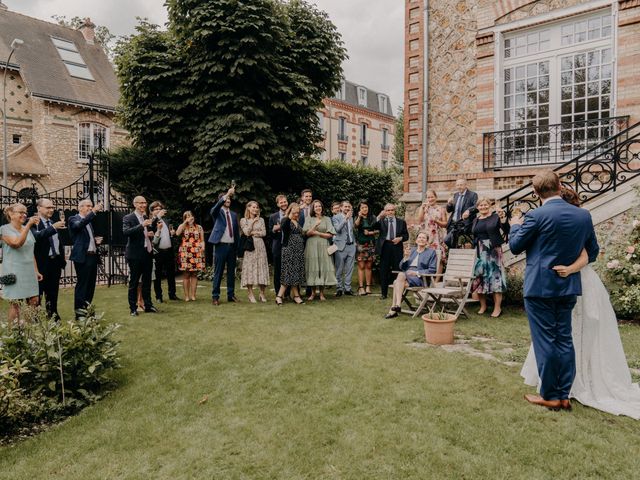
top-left (115, 0), bottom-right (347, 207)
top-left (393, 106), bottom-right (404, 167)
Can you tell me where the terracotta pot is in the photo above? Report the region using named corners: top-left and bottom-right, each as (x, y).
top-left (422, 313), bottom-right (456, 345)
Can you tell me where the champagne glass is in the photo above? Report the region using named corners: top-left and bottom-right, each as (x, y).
top-left (59, 209), bottom-right (66, 223)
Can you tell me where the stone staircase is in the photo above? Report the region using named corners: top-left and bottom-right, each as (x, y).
top-left (502, 176), bottom-right (640, 268)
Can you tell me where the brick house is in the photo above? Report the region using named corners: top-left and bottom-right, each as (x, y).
top-left (318, 79), bottom-right (396, 169)
top-left (0, 2), bottom-right (127, 194)
top-left (403, 0), bottom-right (640, 212)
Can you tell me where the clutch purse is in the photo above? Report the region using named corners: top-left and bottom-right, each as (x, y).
top-left (327, 244), bottom-right (338, 255)
top-left (0, 273), bottom-right (17, 285)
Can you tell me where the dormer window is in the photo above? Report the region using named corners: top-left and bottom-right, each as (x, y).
top-left (52, 37), bottom-right (94, 81)
top-left (357, 86), bottom-right (367, 107)
top-left (336, 81), bottom-right (346, 100)
top-left (378, 94), bottom-right (388, 114)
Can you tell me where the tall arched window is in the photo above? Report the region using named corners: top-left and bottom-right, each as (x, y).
top-left (78, 123), bottom-right (109, 161)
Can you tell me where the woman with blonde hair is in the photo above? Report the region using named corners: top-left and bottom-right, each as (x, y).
top-left (470, 197), bottom-right (509, 317)
top-left (0, 203), bottom-right (42, 325)
top-left (240, 201), bottom-right (269, 303)
top-left (176, 211), bottom-right (205, 301)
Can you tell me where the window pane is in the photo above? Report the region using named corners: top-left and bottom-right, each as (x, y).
top-left (515, 80), bottom-right (525, 93)
top-left (539, 75), bottom-right (549, 89)
top-left (504, 68), bottom-right (512, 81)
top-left (575, 54), bottom-right (586, 68)
top-left (539, 61), bottom-right (549, 75)
top-left (57, 48), bottom-right (85, 64)
top-left (561, 86), bottom-right (572, 100)
top-left (587, 67), bottom-right (599, 81)
top-left (51, 37), bottom-right (77, 51)
top-left (561, 57), bottom-right (573, 71)
top-left (504, 82), bottom-right (513, 94)
top-left (539, 89), bottom-right (549, 103)
top-left (65, 63), bottom-right (94, 80)
top-left (527, 78), bottom-right (537, 91)
top-left (515, 66), bottom-right (525, 79)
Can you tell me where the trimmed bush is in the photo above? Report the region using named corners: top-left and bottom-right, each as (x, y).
top-left (0, 306), bottom-right (121, 436)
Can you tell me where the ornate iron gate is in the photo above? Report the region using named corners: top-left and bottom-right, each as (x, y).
top-left (0, 148), bottom-right (129, 287)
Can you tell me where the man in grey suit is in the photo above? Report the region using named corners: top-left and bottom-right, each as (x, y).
top-left (332, 201), bottom-right (356, 296)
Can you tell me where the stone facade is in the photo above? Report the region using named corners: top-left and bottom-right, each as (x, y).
top-left (404, 0), bottom-right (640, 209)
top-left (1, 72), bottom-right (128, 192)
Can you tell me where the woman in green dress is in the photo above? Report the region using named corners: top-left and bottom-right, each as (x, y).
top-left (1, 203), bottom-right (42, 325)
top-left (303, 200), bottom-right (337, 301)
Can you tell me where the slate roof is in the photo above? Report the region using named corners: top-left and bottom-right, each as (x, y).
top-left (0, 8), bottom-right (119, 112)
top-left (330, 80), bottom-right (394, 117)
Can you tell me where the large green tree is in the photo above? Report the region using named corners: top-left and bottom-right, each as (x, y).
top-left (114, 0), bottom-right (347, 207)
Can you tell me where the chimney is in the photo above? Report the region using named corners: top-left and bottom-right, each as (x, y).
top-left (79, 17), bottom-right (96, 44)
top-left (0, 2), bottom-right (8, 11)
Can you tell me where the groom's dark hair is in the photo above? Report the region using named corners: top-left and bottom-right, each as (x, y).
top-left (532, 170), bottom-right (561, 199)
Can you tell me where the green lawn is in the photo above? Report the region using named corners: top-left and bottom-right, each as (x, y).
top-left (1, 285), bottom-right (640, 479)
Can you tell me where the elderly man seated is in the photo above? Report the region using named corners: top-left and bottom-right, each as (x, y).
top-left (384, 231), bottom-right (437, 318)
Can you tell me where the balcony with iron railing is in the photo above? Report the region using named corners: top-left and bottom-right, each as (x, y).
top-left (337, 133), bottom-right (349, 142)
top-left (483, 116), bottom-right (630, 171)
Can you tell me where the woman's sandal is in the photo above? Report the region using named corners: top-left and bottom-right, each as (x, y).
top-left (293, 296), bottom-right (305, 305)
top-left (365, 284), bottom-right (372, 295)
top-left (275, 296), bottom-right (283, 306)
top-left (358, 285), bottom-right (366, 296)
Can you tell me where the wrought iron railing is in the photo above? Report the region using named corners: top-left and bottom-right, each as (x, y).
top-left (337, 133), bottom-right (348, 142)
top-left (498, 119), bottom-right (640, 218)
top-left (483, 116), bottom-right (630, 170)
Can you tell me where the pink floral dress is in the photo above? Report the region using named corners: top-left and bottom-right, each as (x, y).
top-left (417, 206), bottom-right (447, 265)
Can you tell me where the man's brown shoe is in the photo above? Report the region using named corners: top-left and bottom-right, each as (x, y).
top-left (212, 299), bottom-right (220, 306)
top-left (524, 394), bottom-right (563, 411)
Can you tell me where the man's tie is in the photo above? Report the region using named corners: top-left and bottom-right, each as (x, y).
top-left (388, 217), bottom-right (395, 240)
top-left (46, 220), bottom-right (56, 255)
top-left (226, 210), bottom-right (234, 238)
top-left (454, 194), bottom-right (463, 222)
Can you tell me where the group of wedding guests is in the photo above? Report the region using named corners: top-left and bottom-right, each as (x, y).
top-left (384, 178), bottom-right (510, 319)
top-left (1, 179), bottom-right (513, 322)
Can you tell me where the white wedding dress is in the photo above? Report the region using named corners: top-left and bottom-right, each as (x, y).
top-left (521, 266), bottom-right (640, 419)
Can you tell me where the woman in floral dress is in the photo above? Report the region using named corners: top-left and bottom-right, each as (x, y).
top-left (176, 211), bottom-right (205, 301)
top-left (416, 189), bottom-right (448, 274)
top-left (354, 201), bottom-right (379, 295)
top-left (277, 203), bottom-right (306, 305)
top-left (240, 201), bottom-right (269, 303)
top-left (470, 198), bottom-right (509, 317)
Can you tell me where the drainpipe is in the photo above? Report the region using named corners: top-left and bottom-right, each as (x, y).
top-left (421, 0), bottom-right (429, 202)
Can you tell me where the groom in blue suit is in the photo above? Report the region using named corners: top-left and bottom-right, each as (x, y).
top-left (209, 185), bottom-right (240, 305)
top-left (509, 170), bottom-right (599, 410)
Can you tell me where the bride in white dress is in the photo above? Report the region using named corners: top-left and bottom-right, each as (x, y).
top-left (521, 246), bottom-right (640, 419)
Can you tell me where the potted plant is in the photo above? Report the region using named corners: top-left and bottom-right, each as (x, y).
top-left (422, 308), bottom-right (456, 345)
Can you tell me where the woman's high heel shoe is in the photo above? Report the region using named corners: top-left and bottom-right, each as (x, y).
top-left (293, 296), bottom-right (305, 305)
top-left (259, 295), bottom-right (267, 303)
top-left (365, 284), bottom-right (372, 295)
top-left (275, 296), bottom-right (283, 306)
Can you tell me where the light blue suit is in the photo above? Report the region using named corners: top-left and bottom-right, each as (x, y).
top-left (509, 197), bottom-right (599, 401)
top-left (332, 213), bottom-right (356, 293)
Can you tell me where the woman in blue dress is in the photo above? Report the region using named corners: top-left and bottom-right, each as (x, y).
top-left (1, 203), bottom-right (42, 325)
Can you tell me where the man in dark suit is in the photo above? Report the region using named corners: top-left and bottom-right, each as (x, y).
top-left (149, 200), bottom-right (179, 302)
top-left (509, 170), bottom-right (599, 411)
top-left (123, 196), bottom-right (158, 316)
top-left (31, 198), bottom-right (67, 319)
top-left (298, 188), bottom-right (313, 227)
top-left (269, 194), bottom-right (289, 294)
top-left (69, 199), bottom-right (103, 315)
top-left (209, 185), bottom-right (240, 305)
top-left (371, 203), bottom-right (409, 299)
top-left (445, 178), bottom-right (478, 248)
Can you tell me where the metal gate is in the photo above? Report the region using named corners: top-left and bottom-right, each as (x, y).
top-left (0, 148), bottom-right (129, 287)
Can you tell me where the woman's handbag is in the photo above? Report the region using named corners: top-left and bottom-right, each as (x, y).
top-left (238, 235), bottom-right (255, 257)
top-left (0, 273), bottom-right (17, 285)
top-left (327, 244), bottom-right (338, 255)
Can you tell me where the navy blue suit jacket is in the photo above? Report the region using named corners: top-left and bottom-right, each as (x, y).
top-left (400, 248), bottom-right (438, 275)
top-left (68, 212), bottom-right (98, 263)
top-left (509, 198), bottom-right (599, 298)
top-left (208, 196), bottom-right (240, 249)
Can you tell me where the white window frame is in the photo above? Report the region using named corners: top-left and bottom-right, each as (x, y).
top-left (77, 122), bottom-right (109, 162)
top-left (382, 128), bottom-right (389, 148)
top-left (338, 116), bottom-right (347, 141)
top-left (360, 123), bottom-right (368, 146)
top-left (357, 86), bottom-right (368, 107)
top-left (493, 5), bottom-right (617, 131)
top-left (378, 94), bottom-right (388, 114)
